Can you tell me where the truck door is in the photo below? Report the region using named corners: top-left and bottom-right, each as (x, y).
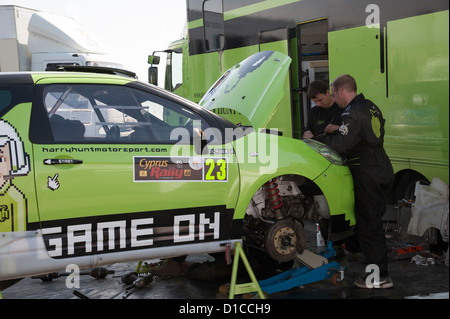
top-left (295, 18), bottom-right (329, 138)
top-left (29, 78), bottom-right (239, 259)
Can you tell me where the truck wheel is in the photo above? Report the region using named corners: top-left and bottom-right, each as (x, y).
top-left (393, 171), bottom-right (429, 203)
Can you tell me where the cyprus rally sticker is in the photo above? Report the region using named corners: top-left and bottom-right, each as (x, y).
top-left (133, 156), bottom-right (227, 182)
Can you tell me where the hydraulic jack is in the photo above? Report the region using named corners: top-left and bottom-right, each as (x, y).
top-left (257, 241), bottom-right (345, 295)
top-left (221, 241), bottom-right (344, 298)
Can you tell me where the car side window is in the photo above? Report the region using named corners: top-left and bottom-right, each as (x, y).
top-left (43, 84), bottom-right (209, 143)
top-left (0, 84), bottom-right (34, 117)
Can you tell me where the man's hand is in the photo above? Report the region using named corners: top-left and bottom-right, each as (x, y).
top-left (302, 130), bottom-right (314, 139)
top-left (324, 124), bottom-right (339, 134)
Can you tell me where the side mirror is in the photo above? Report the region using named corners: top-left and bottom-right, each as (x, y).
top-left (147, 55), bottom-right (160, 65)
top-left (148, 66), bottom-right (158, 86)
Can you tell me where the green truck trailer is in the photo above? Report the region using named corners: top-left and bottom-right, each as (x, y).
top-left (149, 0), bottom-right (449, 202)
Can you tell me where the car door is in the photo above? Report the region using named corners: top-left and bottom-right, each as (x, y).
top-left (29, 77), bottom-right (239, 259)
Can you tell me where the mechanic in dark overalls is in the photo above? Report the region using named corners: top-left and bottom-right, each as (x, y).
top-left (315, 74), bottom-right (394, 288)
top-left (302, 80), bottom-right (343, 140)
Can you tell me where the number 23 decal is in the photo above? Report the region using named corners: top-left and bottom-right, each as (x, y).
top-left (204, 158), bottom-right (227, 181)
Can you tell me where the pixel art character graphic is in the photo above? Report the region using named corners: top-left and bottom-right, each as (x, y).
top-left (0, 120), bottom-right (30, 232)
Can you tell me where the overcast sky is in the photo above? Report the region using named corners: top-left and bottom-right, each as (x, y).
top-left (1, 0), bottom-right (187, 80)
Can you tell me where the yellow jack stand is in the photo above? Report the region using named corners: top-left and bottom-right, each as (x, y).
top-left (222, 242), bottom-right (266, 299)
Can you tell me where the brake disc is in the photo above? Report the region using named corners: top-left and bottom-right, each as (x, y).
top-left (265, 219), bottom-right (300, 262)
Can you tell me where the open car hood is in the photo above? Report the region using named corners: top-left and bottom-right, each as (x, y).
top-left (199, 51), bottom-right (291, 129)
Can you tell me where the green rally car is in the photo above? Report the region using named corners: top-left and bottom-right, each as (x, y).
top-left (0, 51), bottom-right (354, 285)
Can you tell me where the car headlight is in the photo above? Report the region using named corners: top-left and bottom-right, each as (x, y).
top-left (303, 139), bottom-right (344, 165)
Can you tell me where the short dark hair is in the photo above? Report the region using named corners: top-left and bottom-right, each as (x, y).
top-left (307, 81), bottom-right (329, 99)
top-left (331, 74), bottom-right (357, 93)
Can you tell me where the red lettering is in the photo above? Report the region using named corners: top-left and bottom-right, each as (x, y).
top-left (150, 166), bottom-right (161, 178)
top-left (150, 166), bottom-right (183, 179)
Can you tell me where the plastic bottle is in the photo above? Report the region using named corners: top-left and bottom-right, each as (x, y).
top-left (316, 223), bottom-right (325, 247)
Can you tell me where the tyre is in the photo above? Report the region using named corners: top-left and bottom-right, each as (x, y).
top-left (392, 171), bottom-right (429, 203)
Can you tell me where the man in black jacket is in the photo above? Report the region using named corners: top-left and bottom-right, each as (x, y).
top-left (316, 74), bottom-right (394, 288)
top-left (302, 81), bottom-right (342, 139)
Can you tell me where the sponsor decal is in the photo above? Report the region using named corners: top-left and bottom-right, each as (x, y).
top-left (41, 146), bottom-right (168, 153)
top-left (0, 120), bottom-right (30, 232)
top-left (339, 123), bottom-right (349, 136)
top-left (134, 156), bottom-right (228, 182)
top-left (28, 206), bottom-right (233, 259)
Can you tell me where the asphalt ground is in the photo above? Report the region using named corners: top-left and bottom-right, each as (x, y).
top-left (2, 219), bottom-right (448, 301)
